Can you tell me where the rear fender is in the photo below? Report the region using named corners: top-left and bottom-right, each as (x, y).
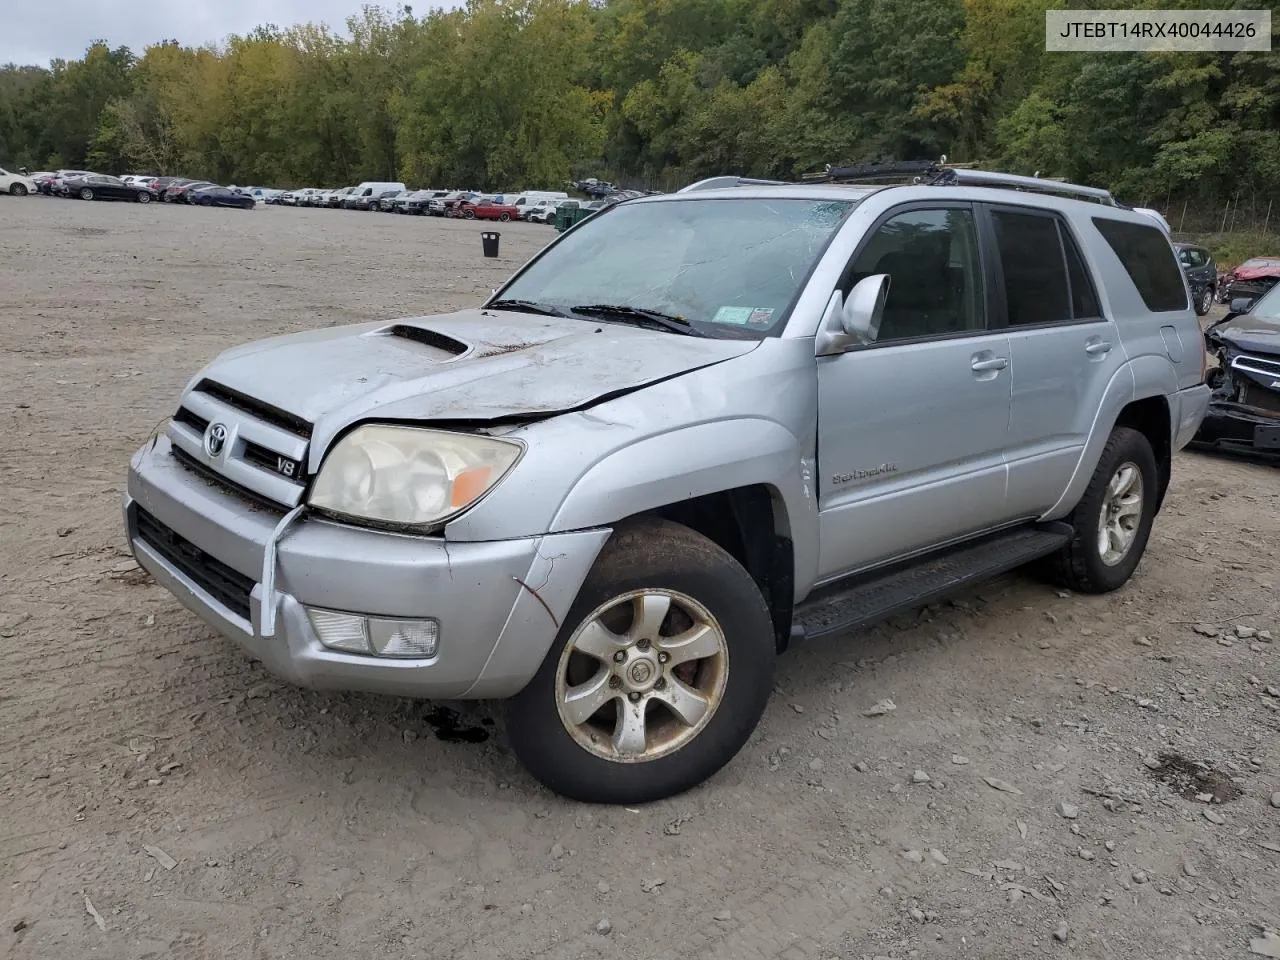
top-left (1044, 362), bottom-right (1137, 518)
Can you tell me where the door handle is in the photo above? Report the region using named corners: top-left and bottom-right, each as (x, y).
top-left (971, 356), bottom-right (1009, 372)
top-left (1085, 340), bottom-right (1113, 356)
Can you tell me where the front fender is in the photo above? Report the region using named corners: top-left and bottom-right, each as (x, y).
top-left (549, 418), bottom-right (809, 535)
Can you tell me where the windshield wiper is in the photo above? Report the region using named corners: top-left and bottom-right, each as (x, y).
top-left (486, 298), bottom-right (572, 318)
top-left (570, 304), bottom-right (706, 337)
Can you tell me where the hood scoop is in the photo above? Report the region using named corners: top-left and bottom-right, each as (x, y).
top-left (379, 323), bottom-right (470, 358)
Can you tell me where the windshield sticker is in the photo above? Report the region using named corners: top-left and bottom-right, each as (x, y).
top-left (713, 306), bottom-right (775, 326)
top-left (712, 306), bottom-right (756, 325)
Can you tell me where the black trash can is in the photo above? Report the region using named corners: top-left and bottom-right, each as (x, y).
top-left (481, 231), bottom-right (500, 258)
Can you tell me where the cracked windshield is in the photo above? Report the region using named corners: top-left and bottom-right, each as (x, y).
top-left (497, 198), bottom-right (855, 337)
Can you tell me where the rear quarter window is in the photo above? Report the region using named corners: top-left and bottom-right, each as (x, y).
top-left (1092, 217), bottom-right (1188, 312)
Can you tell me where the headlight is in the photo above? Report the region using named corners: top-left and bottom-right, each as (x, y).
top-left (310, 424), bottom-right (521, 527)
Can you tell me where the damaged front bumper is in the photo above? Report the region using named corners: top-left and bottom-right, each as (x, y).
top-left (1194, 355), bottom-right (1280, 455)
top-left (125, 436), bottom-right (610, 699)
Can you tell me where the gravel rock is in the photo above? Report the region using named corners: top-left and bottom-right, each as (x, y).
top-left (1236, 625), bottom-right (1258, 639)
top-left (1143, 756), bottom-right (1163, 770)
top-left (713, 909), bottom-right (732, 922)
top-left (550, 843), bottom-right (565, 859)
top-left (1203, 809), bottom-right (1226, 825)
top-left (902, 849), bottom-right (924, 863)
top-left (1053, 921), bottom-right (1070, 943)
top-left (854, 761), bottom-right (870, 773)
top-left (1078, 848), bottom-right (1096, 861)
top-left (983, 776), bottom-right (1023, 795)
top-left (1259, 630), bottom-right (1274, 643)
top-left (1132, 870), bottom-right (1148, 884)
top-left (596, 881), bottom-right (610, 894)
top-left (1182, 860), bottom-right (1200, 877)
top-left (863, 699), bottom-right (897, 717)
top-left (808, 758), bottom-right (824, 773)
top-left (1056, 801), bottom-right (1079, 819)
top-left (520, 903), bottom-right (533, 916)
top-left (912, 769), bottom-right (931, 784)
top-left (951, 755), bottom-right (970, 765)
top-left (1193, 624), bottom-right (1220, 637)
top-left (908, 907), bottom-right (926, 922)
top-left (930, 848), bottom-right (949, 865)
top-left (1270, 792), bottom-right (1280, 809)
top-left (595, 918), bottom-right (612, 936)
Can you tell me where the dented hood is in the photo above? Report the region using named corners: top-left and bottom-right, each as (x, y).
top-left (1231, 259), bottom-right (1280, 281)
top-left (189, 308), bottom-right (758, 454)
top-left (1212, 311), bottom-right (1280, 356)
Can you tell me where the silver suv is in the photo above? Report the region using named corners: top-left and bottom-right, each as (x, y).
top-left (125, 166), bottom-right (1211, 803)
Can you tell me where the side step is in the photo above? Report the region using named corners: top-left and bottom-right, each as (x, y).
top-left (794, 523), bottom-right (1072, 641)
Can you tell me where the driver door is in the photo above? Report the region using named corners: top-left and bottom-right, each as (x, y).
top-left (815, 203), bottom-right (1013, 580)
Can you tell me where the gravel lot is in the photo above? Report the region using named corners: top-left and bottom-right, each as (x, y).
top-left (2, 197), bottom-right (1278, 960)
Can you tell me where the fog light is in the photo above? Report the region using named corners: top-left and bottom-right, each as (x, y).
top-left (369, 618), bottom-right (439, 658)
top-left (305, 607), bottom-right (439, 659)
top-left (306, 608), bottom-right (370, 654)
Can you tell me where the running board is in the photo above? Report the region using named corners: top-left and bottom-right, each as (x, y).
top-left (795, 523), bottom-right (1072, 641)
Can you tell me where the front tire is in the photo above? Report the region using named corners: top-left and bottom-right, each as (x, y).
top-left (1047, 426), bottom-right (1158, 594)
top-left (505, 519), bottom-right (775, 804)
top-left (79, 188), bottom-right (94, 201)
top-left (11, 183), bottom-right (28, 196)
top-left (136, 191), bottom-right (150, 203)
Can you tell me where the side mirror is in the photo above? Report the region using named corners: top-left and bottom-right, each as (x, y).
top-left (816, 274), bottom-right (890, 356)
top-left (840, 273), bottom-right (890, 343)
top-left (1229, 297), bottom-right (1253, 315)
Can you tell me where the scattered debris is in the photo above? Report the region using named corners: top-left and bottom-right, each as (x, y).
top-left (641, 878), bottom-right (665, 894)
top-left (663, 815), bottom-right (692, 837)
top-left (1002, 882), bottom-right (1051, 903)
top-left (951, 755), bottom-right (970, 765)
top-left (1192, 624), bottom-right (1220, 637)
top-left (993, 859), bottom-right (1024, 872)
top-left (12, 918), bottom-right (29, 933)
top-left (863, 699), bottom-right (897, 717)
top-left (713, 909), bottom-right (732, 922)
top-left (83, 894), bottom-right (106, 932)
top-left (1017, 820), bottom-right (1028, 841)
top-left (142, 844), bottom-right (177, 871)
top-left (983, 776), bottom-right (1023, 796)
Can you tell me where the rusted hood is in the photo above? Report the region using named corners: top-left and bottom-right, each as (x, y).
top-left (185, 308), bottom-right (758, 457)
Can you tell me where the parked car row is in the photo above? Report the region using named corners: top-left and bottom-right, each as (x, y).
top-left (22, 169), bottom-right (259, 209)
top-left (268, 182), bottom-right (575, 223)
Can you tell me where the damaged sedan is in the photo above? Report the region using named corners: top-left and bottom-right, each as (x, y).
top-left (1197, 282), bottom-right (1280, 455)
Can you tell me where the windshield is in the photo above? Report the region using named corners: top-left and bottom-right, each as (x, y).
top-left (495, 197), bottom-right (855, 338)
top-left (1246, 282), bottom-right (1280, 320)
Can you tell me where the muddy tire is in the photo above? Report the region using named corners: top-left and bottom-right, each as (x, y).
top-left (1046, 426), bottom-right (1158, 594)
top-left (505, 519), bottom-right (775, 804)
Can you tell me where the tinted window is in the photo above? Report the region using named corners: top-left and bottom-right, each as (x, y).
top-left (847, 207), bottom-right (984, 341)
top-left (1061, 222), bottom-right (1102, 319)
top-left (991, 209), bottom-right (1071, 325)
top-left (1092, 217), bottom-right (1188, 312)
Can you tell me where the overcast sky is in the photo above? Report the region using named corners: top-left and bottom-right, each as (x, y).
top-left (3, 0), bottom-right (446, 67)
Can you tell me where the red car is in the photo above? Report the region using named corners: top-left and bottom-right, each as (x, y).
top-left (1222, 256), bottom-right (1280, 304)
top-left (458, 199), bottom-right (518, 222)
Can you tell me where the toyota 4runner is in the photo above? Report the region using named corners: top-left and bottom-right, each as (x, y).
top-left (125, 166), bottom-right (1211, 803)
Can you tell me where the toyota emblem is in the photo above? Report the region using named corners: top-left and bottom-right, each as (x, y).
top-left (204, 422), bottom-right (229, 457)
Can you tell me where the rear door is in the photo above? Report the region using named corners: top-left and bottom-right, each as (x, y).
top-left (815, 203), bottom-right (1014, 579)
top-left (992, 204), bottom-right (1125, 517)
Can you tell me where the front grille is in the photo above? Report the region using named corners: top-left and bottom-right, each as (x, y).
top-left (241, 442), bottom-right (305, 483)
top-left (1241, 383), bottom-right (1280, 416)
top-left (135, 507), bottom-right (255, 621)
top-left (173, 407), bottom-right (209, 433)
top-left (171, 447), bottom-right (287, 514)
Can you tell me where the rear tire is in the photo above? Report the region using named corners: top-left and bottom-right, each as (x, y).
top-left (1195, 286), bottom-right (1213, 316)
top-left (505, 519), bottom-right (775, 804)
top-left (499, 212), bottom-right (511, 222)
top-left (1046, 426), bottom-right (1158, 594)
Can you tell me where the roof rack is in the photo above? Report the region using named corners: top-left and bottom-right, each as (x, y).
top-left (809, 160), bottom-right (1118, 206)
top-left (677, 176), bottom-right (792, 193)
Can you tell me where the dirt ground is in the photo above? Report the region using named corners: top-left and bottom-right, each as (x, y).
top-left (1, 196), bottom-right (1278, 960)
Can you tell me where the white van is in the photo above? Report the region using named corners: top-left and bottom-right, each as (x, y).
top-left (513, 190), bottom-right (569, 218)
top-left (352, 181), bottom-right (407, 200)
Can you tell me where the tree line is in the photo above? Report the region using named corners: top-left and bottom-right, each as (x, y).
top-left (0, 0), bottom-right (1276, 220)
